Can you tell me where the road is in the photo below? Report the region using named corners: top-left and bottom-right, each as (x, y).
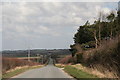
top-left (11, 58), bottom-right (74, 80)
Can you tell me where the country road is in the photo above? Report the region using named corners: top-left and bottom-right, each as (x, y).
top-left (11, 58), bottom-right (74, 80)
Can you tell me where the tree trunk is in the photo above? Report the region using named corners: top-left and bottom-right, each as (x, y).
top-left (110, 22), bottom-right (113, 40)
top-left (98, 12), bottom-right (102, 46)
top-left (99, 23), bottom-right (101, 46)
top-left (94, 30), bottom-right (98, 48)
top-left (110, 27), bottom-right (113, 40)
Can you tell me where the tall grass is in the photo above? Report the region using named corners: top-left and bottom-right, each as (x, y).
top-left (80, 36), bottom-right (120, 78)
top-left (2, 57), bottom-right (40, 74)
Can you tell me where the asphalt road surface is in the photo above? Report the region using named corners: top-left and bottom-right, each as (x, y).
top-left (11, 58), bottom-right (74, 80)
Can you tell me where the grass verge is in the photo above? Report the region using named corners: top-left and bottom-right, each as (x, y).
top-left (55, 64), bottom-right (65, 68)
top-left (64, 65), bottom-right (98, 79)
top-left (2, 65), bottom-right (43, 79)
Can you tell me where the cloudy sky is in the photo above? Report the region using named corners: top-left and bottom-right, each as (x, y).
top-left (2, 2), bottom-right (118, 50)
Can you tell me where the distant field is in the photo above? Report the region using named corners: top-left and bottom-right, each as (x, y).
top-left (16, 57), bottom-right (41, 59)
top-left (2, 49), bottom-right (71, 57)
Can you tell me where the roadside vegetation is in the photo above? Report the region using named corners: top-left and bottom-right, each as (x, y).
top-left (2, 57), bottom-right (41, 74)
top-left (55, 64), bottom-right (98, 78)
top-left (2, 57), bottom-right (42, 79)
top-left (64, 65), bottom-right (97, 79)
top-left (2, 65), bottom-right (42, 79)
top-left (57, 55), bottom-right (75, 64)
top-left (55, 64), bottom-right (65, 68)
top-left (68, 3), bottom-right (120, 78)
top-left (56, 2), bottom-right (120, 78)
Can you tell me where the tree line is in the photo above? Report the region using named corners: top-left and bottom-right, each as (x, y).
top-left (70, 7), bottom-right (120, 57)
top-left (71, 10), bottom-right (120, 47)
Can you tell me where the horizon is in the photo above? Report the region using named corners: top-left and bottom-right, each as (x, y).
top-left (2, 48), bottom-right (70, 51)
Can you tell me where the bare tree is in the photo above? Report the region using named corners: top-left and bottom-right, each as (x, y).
top-left (94, 30), bottom-right (98, 48)
top-left (107, 11), bottom-right (115, 40)
top-left (98, 12), bottom-right (102, 46)
top-left (98, 11), bottom-right (106, 45)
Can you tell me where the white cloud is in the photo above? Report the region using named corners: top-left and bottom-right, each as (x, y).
top-left (2, 2), bottom-right (116, 50)
top-left (102, 8), bottom-right (111, 14)
top-left (1, 0), bottom-right (119, 2)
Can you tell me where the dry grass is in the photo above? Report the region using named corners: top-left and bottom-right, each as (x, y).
top-left (2, 57), bottom-right (40, 74)
top-left (57, 55), bottom-right (76, 64)
top-left (72, 64), bottom-right (116, 78)
top-left (2, 65), bottom-right (43, 78)
top-left (79, 36), bottom-right (120, 78)
top-left (55, 64), bottom-right (66, 68)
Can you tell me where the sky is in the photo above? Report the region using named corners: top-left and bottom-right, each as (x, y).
top-left (1, 1), bottom-right (118, 50)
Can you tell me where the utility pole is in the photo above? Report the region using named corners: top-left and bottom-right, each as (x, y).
top-left (37, 54), bottom-right (39, 63)
top-left (28, 47), bottom-right (30, 62)
top-left (42, 55), bottom-right (44, 64)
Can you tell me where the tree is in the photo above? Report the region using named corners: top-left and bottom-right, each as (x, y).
top-left (91, 21), bottom-right (99, 48)
top-left (72, 7), bottom-right (120, 51)
top-left (98, 12), bottom-right (105, 45)
top-left (107, 12), bottom-right (115, 39)
top-left (94, 30), bottom-right (98, 48)
top-left (98, 12), bottom-right (102, 45)
top-left (73, 21), bottom-right (94, 44)
top-left (117, 10), bottom-right (120, 35)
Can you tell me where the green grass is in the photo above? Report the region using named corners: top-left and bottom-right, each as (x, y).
top-left (2, 65), bottom-right (42, 79)
top-left (64, 65), bottom-right (98, 79)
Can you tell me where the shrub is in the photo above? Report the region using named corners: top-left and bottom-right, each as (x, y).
top-left (58, 55), bottom-right (76, 64)
top-left (2, 57), bottom-right (40, 74)
top-left (81, 36), bottom-right (120, 77)
top-left (76, 53), bottom-right (83, 63)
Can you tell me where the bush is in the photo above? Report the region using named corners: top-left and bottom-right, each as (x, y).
top-left (76, 53), bottom-right (83, 63)
top-left (2, 57), bottom-right (40, 74)
top-left (81, 41), bottom-right (96, 50)
top-left (58, 55), bottom-right (76, 64)
top-left (81, 36), bottom-right (120, 77)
